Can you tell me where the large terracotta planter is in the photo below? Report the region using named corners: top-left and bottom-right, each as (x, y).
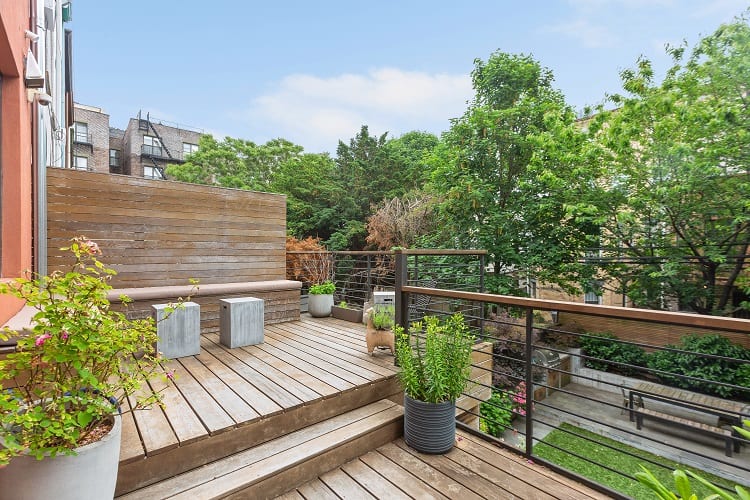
top-left (0, 414), bottom-right (122, 500)
top-left (403, 394), bottom-right (456, 454)
top-left (308, 293), bottom-right (334, 317)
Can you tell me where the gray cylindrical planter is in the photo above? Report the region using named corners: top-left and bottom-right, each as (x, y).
top-left (308, 293), bottom-right (333, 317)
top-left (403, 394), bottom-right (456, 454)
top-left (0, 414), bottom-right (122, 500)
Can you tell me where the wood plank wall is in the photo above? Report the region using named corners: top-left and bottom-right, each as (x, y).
top-left (46, 168), bottom-right (287, 288)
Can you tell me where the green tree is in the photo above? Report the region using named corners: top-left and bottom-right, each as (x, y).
top-left (331, 127), bottom-right (439, 249)
top-left (166, 135), bottom-right (303, 191)
top-left (574, 17), bottom-right (750, 315)
top-left (430, 51), bottom-right (597, 294)
top-left (269, 152), bottom-right (344, 240)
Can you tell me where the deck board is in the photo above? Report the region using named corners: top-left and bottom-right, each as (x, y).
top-left (263, 329), bottom-right (384, 381)
top-left (174, 357), bottom-right (235, 434)
top-left (266, 323), bottom-right (397, 376)
top-left (201, 335), bottom-right (301, 410)
top-left (119, 318), bottom-right (400, 464)
top-left (284, 430), bottom-right (611, 500)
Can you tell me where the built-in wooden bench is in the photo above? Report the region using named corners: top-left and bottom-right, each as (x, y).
top-left (108, 280), bottom-right (302, 331)
top-left (635, 407), bottom-right (739, 457)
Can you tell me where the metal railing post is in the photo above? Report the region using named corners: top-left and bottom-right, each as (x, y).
top-left (479, 254), bottom-right (485, 336)
top-left (394, 249), bottom-right (408, 330)
top-left (525, 308), bottom-right (534, 457)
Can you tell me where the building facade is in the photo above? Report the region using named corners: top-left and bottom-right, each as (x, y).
top-left (72, 105), bottom-right (202, 179)
top-left (0, 0), bottom-right (72, 324)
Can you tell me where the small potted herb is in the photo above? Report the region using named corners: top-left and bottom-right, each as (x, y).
top-left (331, 300), bottom-right (363, 323)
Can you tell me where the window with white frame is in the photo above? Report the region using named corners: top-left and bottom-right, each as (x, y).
top-left (74, 122), bottom-right (89, 143)
top-left (183, 142), bottom-right (198, 157)
top-left (143, 166), bottom-right (164, 180)
top-left (73, 155), bottom-right (88, 171)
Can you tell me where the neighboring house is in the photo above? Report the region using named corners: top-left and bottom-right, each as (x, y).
top-left (72, 104), bottom-right (203, 180)
top-left (0, 0), bottom-right (72, 324)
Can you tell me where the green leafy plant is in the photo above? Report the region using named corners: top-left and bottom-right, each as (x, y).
top-left (480, 381), bottom-right (528, 437)
top-left (647, 334), bottom-right (750, 398)
top-left (579, 332), bottom-right (646, 375)
top-left (337, 301), bottom-right (348, 309)
top-left (395, 313), bottom-right (474, 403)
top-left (371, 305), bottom-right (394, 330)
top-left (0, 237), bottom-right (180, 465)
top-left (309, 281), bottom-right (335, 295)
top-left (634, 465), bottom-right (750, 500)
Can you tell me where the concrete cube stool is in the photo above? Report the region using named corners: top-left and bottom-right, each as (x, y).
top-left (220, 297), bottom-right (264, 348)
top-left (152, 301), bottom-right (200, 358)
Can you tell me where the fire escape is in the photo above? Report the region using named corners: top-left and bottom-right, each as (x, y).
top-left (138, 111), bottom-right (174, 179)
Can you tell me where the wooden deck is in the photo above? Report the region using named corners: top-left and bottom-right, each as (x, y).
top-left (116, 316), bottom-right (402, 495)
top-left (278, 429), bottom-right (610, 500)
top-left (116, 315), bottom-right (611, 498)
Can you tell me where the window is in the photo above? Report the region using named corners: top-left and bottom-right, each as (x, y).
top-left (584, 280), bottom-right (604, 305)
top-left (142, 136), bottom-right (162, 156)
top-left (519, 278), bottom-right (537, 298)
top-left (109, 149), bottom-right (121, 167)
top-left (73, 122), bottom-right (89, 143)
top-left (143, 166), bottom-right (164, 180)
top-left (183, 143), bottom-right (198, 157)
top-left (73, 155), bottom-right (88, 171)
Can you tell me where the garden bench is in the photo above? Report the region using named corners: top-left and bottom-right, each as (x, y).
top-left (634, 407), bottom-right (739, 457)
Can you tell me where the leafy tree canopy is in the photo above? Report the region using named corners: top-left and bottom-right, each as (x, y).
top-left (429, 51), bottom-right (597, 295)
top-left (571, 16), bottom-right (750, 315)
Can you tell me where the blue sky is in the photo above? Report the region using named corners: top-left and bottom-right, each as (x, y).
top-left (71, 1), bottom-right (748, 153)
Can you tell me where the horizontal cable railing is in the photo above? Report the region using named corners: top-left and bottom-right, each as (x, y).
top-left (392, 251), bottom-right (750, 499)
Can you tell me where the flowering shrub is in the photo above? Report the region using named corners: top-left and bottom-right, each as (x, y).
top-left (480, 381), bottom-right (529, 437)
top-left (0, 237), bottom-right (178, 464)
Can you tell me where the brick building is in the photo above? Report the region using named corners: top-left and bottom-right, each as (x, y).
top-left (72, 104), bottom-right (203, 179)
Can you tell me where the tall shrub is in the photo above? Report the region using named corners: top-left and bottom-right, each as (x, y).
top-left (647, 334), bottom-right (750, 398)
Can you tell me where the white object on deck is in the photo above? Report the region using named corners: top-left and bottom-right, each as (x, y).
top-left (153, 301), bottom-right (201, 358)
top-left (220, 297), bottom-right (264, 348)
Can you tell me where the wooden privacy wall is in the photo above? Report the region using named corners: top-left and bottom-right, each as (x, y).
top-left (46, 168), bottom-right (287, 288)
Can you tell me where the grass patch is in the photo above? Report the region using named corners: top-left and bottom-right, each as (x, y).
top-left (533, 423), bottom-right (741, 499)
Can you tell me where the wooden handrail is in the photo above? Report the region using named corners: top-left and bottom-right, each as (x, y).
top-left (401, 286), bottom-right (750, 334)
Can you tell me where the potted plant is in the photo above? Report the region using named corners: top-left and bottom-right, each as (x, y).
top-left (395, 313), bottom-right (474, 454)
top-left (331, 301), bottom-right (363, 323)
top-left (308, 281), bottom-right (335, 317)
top-left (0, 237), bottom-right (175, 500)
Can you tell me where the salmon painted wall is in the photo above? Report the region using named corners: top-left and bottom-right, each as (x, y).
top-left (0, 3), bottom-right (34, 323)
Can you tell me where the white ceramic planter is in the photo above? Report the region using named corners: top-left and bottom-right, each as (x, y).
top-left (0, 414), bottom-right (122, 500)
top-left (308, 293), bottom-right (333, 317)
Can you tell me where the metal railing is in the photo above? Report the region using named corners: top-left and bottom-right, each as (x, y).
top-left (142, 144), bottom-right (168, 158)
top-left (287, 249), bottom-right (486, 312)
top-left (73, 132), bottom-right (92, 144)
top-left (392, 261), bottom-right (750, 498)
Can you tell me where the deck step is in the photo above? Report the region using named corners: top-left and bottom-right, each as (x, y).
top-left (117, 399), bottom-right (403, 499)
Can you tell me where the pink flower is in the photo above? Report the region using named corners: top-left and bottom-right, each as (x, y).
top-left (165, 371), bottom-right (175, 381)
top-left (60, 330), bottom-right (69, 340)
top-left (35, 333), bottom-right (52, 347)
top-left (81, 239), bottom-right (101, 255)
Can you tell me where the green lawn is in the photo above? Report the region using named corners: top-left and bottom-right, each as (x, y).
top-left (533, 423), bottom-right (742, 499)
